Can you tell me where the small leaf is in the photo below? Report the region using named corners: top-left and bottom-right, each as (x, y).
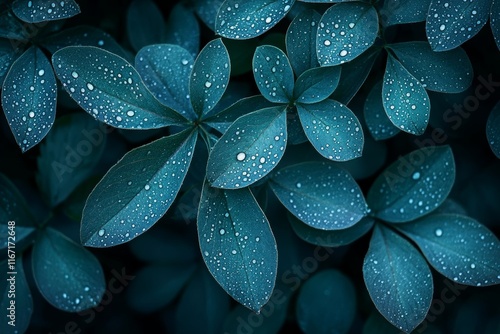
top-left (491, 0), bottom-right (500, 49)
top-left (486, 101), bottom-right (500, 158)
top-left (363, 224), bottom-right (433, 334)
top-left (297, 100), bottom-right (364, 161)
top-left (81, 129), bottom-right (197, 247)
top-left (364, 80), bottom-right (400, 141)
top-left (293, 66), bottom-right (341, 104)
top-left (32, 227), bottom-right (105, 312)
top-left (126, 0), bottom-right (165, 52)
top-left (382, 54), bottom-right (430, 135)
top-left (198, 183), bottom-right (278, 312)
top-left (0, 173), bottom-right (36, 227)
top-left (367, 145), bottom-right (455, 223)
top-left (207, 106), bottom-right (287, 189)
top-left (317, 2), bottom-right (378, 66)
top-left (253, 45), bottom-right (294, 103)
top-left (193, 0), bottom-right (224, 31)
top-left (379, 0), bottom-right (432, 26)
top-left (397, 214), bottom-right (500, 287)
top-left (270, 162), bottom-right (369, 230)
top-left (12, 0), bottom-right (80, 23)
top-left (165, 3), bottom-right (200, 57)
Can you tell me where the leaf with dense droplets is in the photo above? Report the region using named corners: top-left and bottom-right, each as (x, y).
top-left (135, 44), bottom-right (195, 120)
top-left (81, 129), bottom-right (197, 247)
top-left (270, 162), bottom-right (369, 230)
top-left (293, 66), bottom-right (341, 104)
top-left (367, 146), bottom-right (455, 223)
top-left (316, 2), bottom-right (378, 66)
top-left (0, 174), bottom-right (36, 227)
top-left (363, 225), bottom-right (433, 334)
top-left (382, 54), bottom-right (430, 135)
top-left (379, 0), bottom-right (432, 26)
top-left (297, 100), bottom-right (364, 161)
top-left (389, 42), bottom-right (473, 93)
top-left (364, 81), bottom-right (400, 141)
top-left (12, 0), bottom-right (80, 23)
top-left (207, 106), bottom-right (287, 189)
top-left (492, 0), bottom-right (500, 49)
top-left (426, 0), bottom-right (491, 51)
top-left (0, 41), bottom-right (18, 86)
top-left (165, 3), bottom-right (200, 57)
top-left (126, 0), bottom-right (165, 52)
top-left (2, 46), bottom-right (56, 152)
top-left (193, 0), bottom-right (224, 31)
top-left (215, 0), bottom-right (295, 40)
top-left (32, 227), bottom-right (105, 312)
top-left (487, 101), bottom-right (500, 158)
top-left (252, 45), bottom-right (294, 103)
top-left (198, 183), bottom-right (277, 312)
top-left (397, 214), bottom-right (500, 287)
top-left (52, 46), bottom-right (186, 129)
top-left (190, 39), bottom-right (230, 118)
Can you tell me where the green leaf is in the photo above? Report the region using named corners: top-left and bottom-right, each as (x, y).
top-left (363, 224), bottom-right (433, 334)
top-left (32, 227), bottom-right (105, 312)
top-left (165, 3), bottom-right (200, 57)
top-left (382, 54), bottom-right (430, 135)
top-left (270, 162), bottom-right (369, 230)
top-left (193, 0), bottom-right (224, 31)
top-left (317, 2), bottom-right (378, 66)
top-left (491, 0), bottom-right (500, 49)
top-left (126, 0), bottom-right (165, 52)
top-left (487, 101), bottom-right (500, 158)
top-left (198, 183), bottom-right (277, 312)
top-left (297, 100), bottom-right (364, 161)
top-left (0, 174), bottom-right (36, 227)
top-left (0, 40), bottom-right (18, 86)
top-left (207, 106), bottom-right (287, 189)
top-left (426, 0), bottom-right (491, 51)
top-left (2, 46), bottom-right (56, 152)
top-left (253, 45), bottom-right (294, 103)
top-left (215, 0), bottom-right (295, 40)
top-left (81, 129), bottom-right (197, 247)
top-left (12, 0), bottom-right (80, 23)
top-left (397, 214), bottom-right (500, 286)
top-left (379, 0), bottom-right (432, 26)
top-left (293, 66), bottom-right (341, 104)
top-left (364, 81), bottom-right (400, 141)
top-left (367, 145), bottom-right (455, 223)
top-left (52, 46), bottom-right (185, 129)
top-left (296, 269), bottom-right (356, 334)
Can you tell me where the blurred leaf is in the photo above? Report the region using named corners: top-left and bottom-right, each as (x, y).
top-left (293, 66), bottom-right (341, 104)
top-left (192, 0), bottom-right (224, 31)
top-left (0, 174), bottom-right (36, 227)
top-left (0, 40), bottom-right (18, 86)
top-left (63, 176), bottom-right (100, 221)
top-left (12, 0), bottom-right (80, 23)
top-left (165, 3), bottom-right (200, 57)
top-left (0, 10), bottom-right (30, 40)
top-left (126, 0), bottom-right (165, 52)
top-left (486, 101), bottom-right (500, 158)
top-left (364, 80), bottom-right (400, 141)
top-left (379, 0), bottom-right (432, 26)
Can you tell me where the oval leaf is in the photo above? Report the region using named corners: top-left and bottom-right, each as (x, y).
top-left (364, 80), bottom-right (400, 141)
top-left (293, 66), bottom-right (341, 104)
top-left (126, 0), bottom-right (165, 52)
top-left (379, 0), bottom-right (432, 26)
top-left (487, 101), bottom-right (500, 158)
top-left (12, 0), bottom-right (80, 23)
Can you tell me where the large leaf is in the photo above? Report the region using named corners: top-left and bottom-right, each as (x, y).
top-left (207, 106), bottom-right (287, 189)
top-left (364, 80), bottom-right (400, 141)
top-left (165, 3), bottom-right (200, 57)
top-left (126, 0), bottom-right (165, 52)
top-left (363, 224), bottom-right (433, 334)
top-left (492, 0), bottom-right (500, 49)
top-left (367, 146), bottom-right (455, 223)
top-left (198, 184), bottom-right (278, 312)
top-left (52, 46), bottom-right (185, 129)
top-left (81, 129), bottom-right (197, 247)
top-left (487, 101), bottom-right (500, 158)
top-left (397, 214), bottom-right (500, 286)
top-left (293, 66), bottom-right (341, 104)
top-left (2, 46), bottom-right (56, 152)
top-left (379, 0), bottom-right (432, 26)
top-left (12, 0), bottom-right (80, 23)
top-left (0, 174), bottom-right (36, 227)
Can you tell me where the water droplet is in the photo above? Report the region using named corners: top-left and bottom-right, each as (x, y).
top-left (205, 81), bottom-right (212, 88)
top-left (38, 69), bottom-right (45, 76)
top-left (259, 157), bottom-right (266, 164)
top-left (324, 40), bottom-right (331, 46)
top-left (71, 71), bottom-right (79, 78)
top-left (204, 251), bottom-right (209, 256)
top-left (116, 116), bottom-right (122, 122)
top-left (412, 172), bottom-right (421, 180)
top-left (348, 22), bottom-right (355, 28)
top-left (75, 298), bottom-right (80, 304)
top-left (440, 24), bottom-right (446, 31)
top-left (296, 182), bottom-right (302, 188)
top-left (29, 111), bottom-right (35, 118)
top-left (470, 263), bottom-right (476, 269)
top-left (231, 250), bottom-right (237, 255)
top-left (265, 17), bottom-right (272, 24)
top-left (236, 152), bottom-right (246, 161)
top-left (84, 287), bottom-right (89, 292)
top-left (86, 83), bottom-right (94, 91)
top-left (435, 228), bottom-right (443, 237)
top-left (144, 184), bottom-right (150, 190)
top-left (219, 228), bottom-right (225, 235)
top-left (339, 50), bottom-right (348, 57)
top-left (98, 229), bottom-right (105, 237)
top-left (274, 136), bottom-right (280, 141)
top-left (181, 59), bottom-right (189, 65)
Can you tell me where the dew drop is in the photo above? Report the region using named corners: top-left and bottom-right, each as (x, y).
top-left (412, 172), bottom-right (421, 180)
top-left (435, 229), bottom-right (443, 237)
top-left (86, 83), bottom-right (94, 91)
top-left (144, 184), bottom-right (150, 190)
top-left (259, 157), bottom-right (266, 164)
top-left (38, 69), bottom-right (45, 76)
top-left (204, 251), bottom-right (209, 256)
top-left (324, 40), bottom-right (331, 46)
top-left (296, 182), bottom-right (302, 188)
top-left (440, 24), bottom-right (446, 31)
top-left (265, 17), bottom-right (272, 24)
top-left (127, 110), bottom-right (135, 117)
top-left (219, 228), bottom-right (225, 235)
top-left (98, 229), bottom-right (105, 237)
top-left (236, 152), bottom-right (246, 161)
top-left (29, 111), bottom-right (35, 118)
top-left (71, 71), bottom-right (79, 78)
top-left (470, 263), bottom-right (476, 269)
top-left (274, 136), bottom-right (280, 141)
top-left (181, 59), bottom-right (189, 65)
top-left (348, 22), bottom-right (355, 28)
top-left (205, 81), bottom-right (212, 88)
top-left (231, 250), bottom-right (237, 255)
top-left (339, 50), bottom-right (348, 57)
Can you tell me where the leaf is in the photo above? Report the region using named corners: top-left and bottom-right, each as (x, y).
top-left (389, 41), bottom-right (473, 93)
top-left (215, 0), bottom-right (295, 40)
top-left (486, 101), bottom-right (500, 158)
top-left (32, 227), bottom-right (105, 312)
top-left (379, 0), bottom-right (432, 26)
top-left (0, 40), bottom-right (18, 86)
top-left (0, 174), bottom-right (36, 227)
top-left (287, 107), bottom-right (309, 145)
top-left (426, 0), bottom-right (491, 51)
top-left (364, 80), bottom-right (400, 141)
top-left (382, 54), bottom-right (430, 135)
top-left (293, 66), bottom-right (341, 104)
top-left (81, 129), bottom-right (197, 247)
top-left (198, 183), bottom-right (278, 312)
top-left (190, 39), bottom-right (231, 118)
top-left (491, 0), bottom-right (500, 49)
top-left (316, 2), bottom-right (378, 66)
top-left (52, 46), bottom-right (185, 129)
top-left (126, 0), bottom-right (165, 52)
top-left (2, 46), bottom-right (56, 152)
top-left (193, 0), bottom-right (224, 31)
top-left (297, 100), bottom-right (364, 161)
top-left (253, 45), bottom-right (294, 103)
top-left (363, 224), bottom-right (433, 334)
top-left (0, 10), bottom-right (30, 40)
top-left (207, 106), bottom-right (287, 189)
top-left (367, 145), bottom-right (455, 223)
top-left (270, 162), bottom-right (369, 230)
top-left (397, 214), bottom-right (500, 287)
top-left (296, 269), bottom-right (356, 334)
top-left (12, 0), bottom-right (80, 23)
top-left (165, 3), bottom-right (200, 57)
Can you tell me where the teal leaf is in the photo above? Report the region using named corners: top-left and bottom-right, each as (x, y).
top-left (0, 40), bottom-right (18, 86)
top-left (215, 0), bottom-right (295, 40)
top-left (190, 39), bottom-right (231, 118)
top-left (297, 100), bottom-right (364, 161)
top-left (52, 46), bottom-right (185, 129)
top-left (389, 41), bottom-right (473, 93)
top-left (367, 146), bottom-right (455, 223)
top-left (317, 2), bottom-right (378, 66)
top-left (126, 0), bottom-right (165, 52)
top-left (193, 0), bottom-right (224, 31)
top-left (363, 224), bottom-right (433, 334)
top-left (397, 214), bottom-right (500, 287)
top-left (270, 162), bottom-right (369, 230)
top-left (12, 0), bottom-right (80, 23)
top-left (165, 3), bottom-right (200, 57)
top-left (287, 107), bottom-right (309, 145)
top-left (296, 269), bottom-right (356, 334)
top-left (32, 227), bottom-right (105, 312)
top-left (207, 106), bottom-right (287, 189)
top-left (253, 45), bottom-right (294, 103)
top-left (379, 0), bottom-right (432, 26)
top-left (487, 101), bottom-right (500, 158)
top-left (293, 66), bottom-right (341, 104)
top-left (364, 81), bottom-right (400, 141)
top-left (382, 54), bottom-right (430, 135)
top-left (0, 174), bottom-right (36, 227)
top-left (492, 0), bottom-right (500, 49)
top-left (198, 183), bottom-right (278, 312)
top-left (0, 10), bottom-right (30, 40)
top-left (2, 46), bottom-right (56, 152)
top-left (81, 129), bottom-right (197, 247)
top-left (426, 0), bottom-right (491, 51)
